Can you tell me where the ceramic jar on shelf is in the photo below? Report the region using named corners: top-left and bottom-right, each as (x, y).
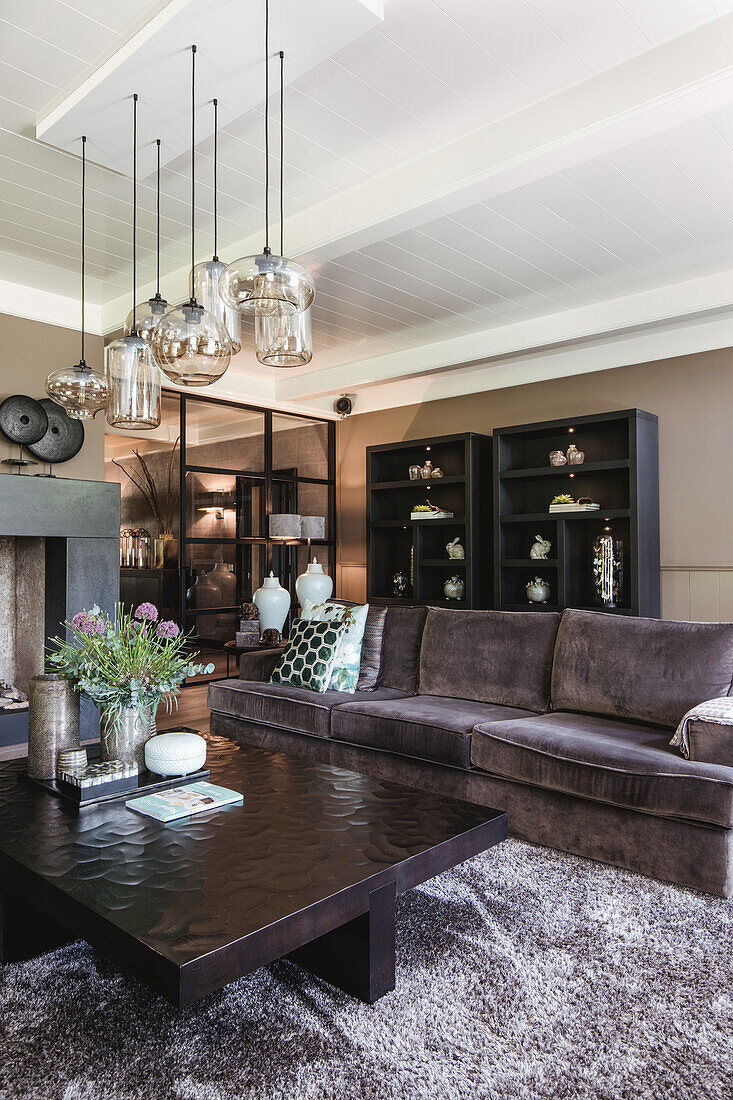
top-left (526, 576), bottom-right (551, 604)
top-left (549, 450), bottom-right (567, 467)
top-left (443, 575), bottom-right (465, 600)
top-left (566, 443), bottom-right (585, 465)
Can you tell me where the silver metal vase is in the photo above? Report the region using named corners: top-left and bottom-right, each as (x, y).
top-left (27, 674), bottom-right (80, 780)
top-left (101, 706), bottom-right (156, 771)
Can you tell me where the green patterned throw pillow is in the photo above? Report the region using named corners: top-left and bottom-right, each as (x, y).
top-left (270, 619), bottom-right (346, 693)
top-left (300, 599), bottom-right (369, 693)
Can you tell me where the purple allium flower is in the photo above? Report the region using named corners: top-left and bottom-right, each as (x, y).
top-left (156, 620), bottom-right (180, 640)
top-left (71, 610), bottom-right (105, 636)
top-left (134, 602), bottom-right (159, 622)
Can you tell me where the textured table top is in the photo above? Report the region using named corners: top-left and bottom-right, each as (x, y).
top-left (0, 736), bottom-right (504, 966)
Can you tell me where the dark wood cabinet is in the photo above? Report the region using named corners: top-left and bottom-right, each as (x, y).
top-left (367, 432), bottom-right (492, 609)
top-left (493, 409), bottom-right (659, 617)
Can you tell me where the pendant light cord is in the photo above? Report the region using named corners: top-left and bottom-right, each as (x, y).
top-left (191, 45), bottom-right (197, 301)
top-left (80, 135), bottom-right (86, 365)
top-left (132, 93), bottom-right (138, 335)
top-left (264, 0), bottom-right (270, 253)
top-left (156, 138), bottom-right (161, 296)
top-left (279, 51), bottom-right (284, 258)
top-left (213, 98), bottom-right (219, 261)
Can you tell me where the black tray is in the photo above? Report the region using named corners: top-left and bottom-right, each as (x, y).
top-left (18, 762), bottom-right (210, 808)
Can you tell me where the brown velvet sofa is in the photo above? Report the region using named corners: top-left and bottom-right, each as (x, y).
top-left (208, 607), bottom-right (733, 897)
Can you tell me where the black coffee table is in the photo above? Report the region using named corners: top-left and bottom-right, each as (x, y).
top-left (0, 736), bottom-right (506, 1006)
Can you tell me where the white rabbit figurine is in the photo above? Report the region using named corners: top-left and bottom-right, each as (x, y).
top-left (530, 535), bottom-right (551, 560)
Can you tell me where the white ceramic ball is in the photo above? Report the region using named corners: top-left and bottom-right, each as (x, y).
top-left (145, 732), bottom-right (207, 776)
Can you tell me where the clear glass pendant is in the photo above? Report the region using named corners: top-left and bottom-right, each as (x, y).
top-left (45, 361), bottom-right (109, 420)
top-left (192, 259), bottom-right (242, 353)
top-left (151, 300), bottom-right (231, 387)
top-left (218, 252), bottom-right (315, 317)
top-left (105, 335), bottom-right (161, 429)
top-left (124, 292), bottom-right (168, 345)
top-left (255, 306), bottom-right (312, 367)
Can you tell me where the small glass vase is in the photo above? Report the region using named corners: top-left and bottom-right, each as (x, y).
top-left (101, 706), bottom-right (156, 771)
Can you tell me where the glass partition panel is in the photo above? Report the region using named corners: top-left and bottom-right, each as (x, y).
top-left (185, 472), bottom-right (265, 539)
top-left (185, 399), bottom-right (264, 474)
top-left (106, 392), bottom-right (181, 540)
top-left (184, 543), bottom-right (266, 642)
top-left (272, 412), bottom-right (329, 480)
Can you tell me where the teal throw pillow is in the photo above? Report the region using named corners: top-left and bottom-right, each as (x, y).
top-left (270, 619), bottom-right (346, 693)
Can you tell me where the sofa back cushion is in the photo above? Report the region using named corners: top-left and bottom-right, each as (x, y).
top-left (418, 608), bottom-right (561, 712)
top-left (379, 605), bottom-right (428, 692)
top-left (551, 609), bottom-right (733, 729)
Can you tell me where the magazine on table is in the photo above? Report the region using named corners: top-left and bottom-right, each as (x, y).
top-left (126, 781), bottom-right (243, 822)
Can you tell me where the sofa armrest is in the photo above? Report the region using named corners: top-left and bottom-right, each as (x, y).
top-left (238, 646), bottom-right (284, 682)
top-left (685, 719), bottom-right (733, 767)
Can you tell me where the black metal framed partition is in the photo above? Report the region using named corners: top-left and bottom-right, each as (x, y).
top-left (112, 389), bottom-right (335, 685)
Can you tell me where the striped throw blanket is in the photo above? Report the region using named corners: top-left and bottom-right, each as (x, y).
top-left (671, 696), bottom-right (733, 759)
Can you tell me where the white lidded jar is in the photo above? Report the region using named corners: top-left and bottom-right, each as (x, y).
top-left (295, 559), bottom-right (334, 608)
top-left (253, 572), bottom-right (291, 632)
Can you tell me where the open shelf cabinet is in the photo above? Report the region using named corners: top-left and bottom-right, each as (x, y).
top-left (367, 432), bottom-right (491, 608)
top-left (493, 409), bottom-right (659, 617)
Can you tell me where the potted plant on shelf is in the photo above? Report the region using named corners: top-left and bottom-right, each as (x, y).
top-left (47, 602), bottom-right (214, 771)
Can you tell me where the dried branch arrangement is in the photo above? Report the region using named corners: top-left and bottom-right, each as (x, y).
top-left (113, 438), bottom-right (180, 535)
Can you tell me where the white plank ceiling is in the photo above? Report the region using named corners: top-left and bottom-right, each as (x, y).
top-left (1, 0), bottom-right (733, 412)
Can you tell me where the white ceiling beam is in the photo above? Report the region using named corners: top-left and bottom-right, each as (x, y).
top-left (101, 12), bottom-right (733, 339)
top-left (296, 312), bottom-right (733, 419)
top-left (276, 267), bottom-right (733, 403)
top-left (0, 278), bottom-right (102, 335)
top-left (291, 13), bottom-right (733, 268)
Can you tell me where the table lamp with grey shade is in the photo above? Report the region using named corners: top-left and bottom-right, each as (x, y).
top-left (268, 513), bottom-right (301, 540)
top-left (300, 515), bottom-right (325, 551)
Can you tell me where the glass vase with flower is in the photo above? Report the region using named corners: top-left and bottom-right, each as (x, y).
top-left (47, 602), bottom-right (214, 770)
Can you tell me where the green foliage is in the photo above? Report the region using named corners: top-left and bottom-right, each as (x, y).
top-left (551, 494), bottom-right (575, 505)
top-left (47, 604), bottom-right (214, 729)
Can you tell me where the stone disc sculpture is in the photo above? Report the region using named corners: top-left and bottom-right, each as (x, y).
top-left (0, 395), bottom-right (49, 445)
top-left (27, 398), bottom-right (84, 463)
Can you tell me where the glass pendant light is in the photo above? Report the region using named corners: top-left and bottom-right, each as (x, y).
top-left (125, 138), bottom-right (168, 343)
top-left (191, 99), bottom-right (242, 354)
top-left (219, 0), bottom-right (315, 318)
top-left (106, 94), bottom-right (161, 430)
top-left (256, 52), bottom-right (313, 367)
top-left (46, 137), bottom-right (110, 420)
top-left (152, 46), bottom-right (232, 386)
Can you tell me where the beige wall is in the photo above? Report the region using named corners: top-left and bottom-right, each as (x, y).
top-left (0, 312), bottom-right (105, 481)
top-left (337, 346), bottom-right (733, 620)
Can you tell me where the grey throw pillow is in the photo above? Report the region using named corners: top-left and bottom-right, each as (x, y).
top-left (327, 600), bottom-right (388, 689)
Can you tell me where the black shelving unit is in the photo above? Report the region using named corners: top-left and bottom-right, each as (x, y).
top-left (367, 432), bottom-right (491, 608)
top-left (493, 409), bottom-right (659, 617)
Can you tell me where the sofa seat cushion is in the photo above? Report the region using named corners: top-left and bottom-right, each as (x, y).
top-left (471, 711), bottom-right (733, 827)
top-left (208, 680), bottom-right (409, 739)
top-left (551, 609), bottom-right (733, 730)
top-left (332, 695), bottom-right (535, 769)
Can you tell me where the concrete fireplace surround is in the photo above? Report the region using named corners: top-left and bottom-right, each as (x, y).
top-left (0, 476), bottom-right (120, 747)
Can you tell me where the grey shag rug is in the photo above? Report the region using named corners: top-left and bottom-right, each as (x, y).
top-left (1, 839), bottom-right (731, 1100)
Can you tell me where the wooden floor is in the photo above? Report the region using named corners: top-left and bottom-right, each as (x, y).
top-left (0, 683), bottom-right (212, 761)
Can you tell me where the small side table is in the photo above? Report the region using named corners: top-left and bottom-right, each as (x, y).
top-left (223, 639), bottom-right (286, 677)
